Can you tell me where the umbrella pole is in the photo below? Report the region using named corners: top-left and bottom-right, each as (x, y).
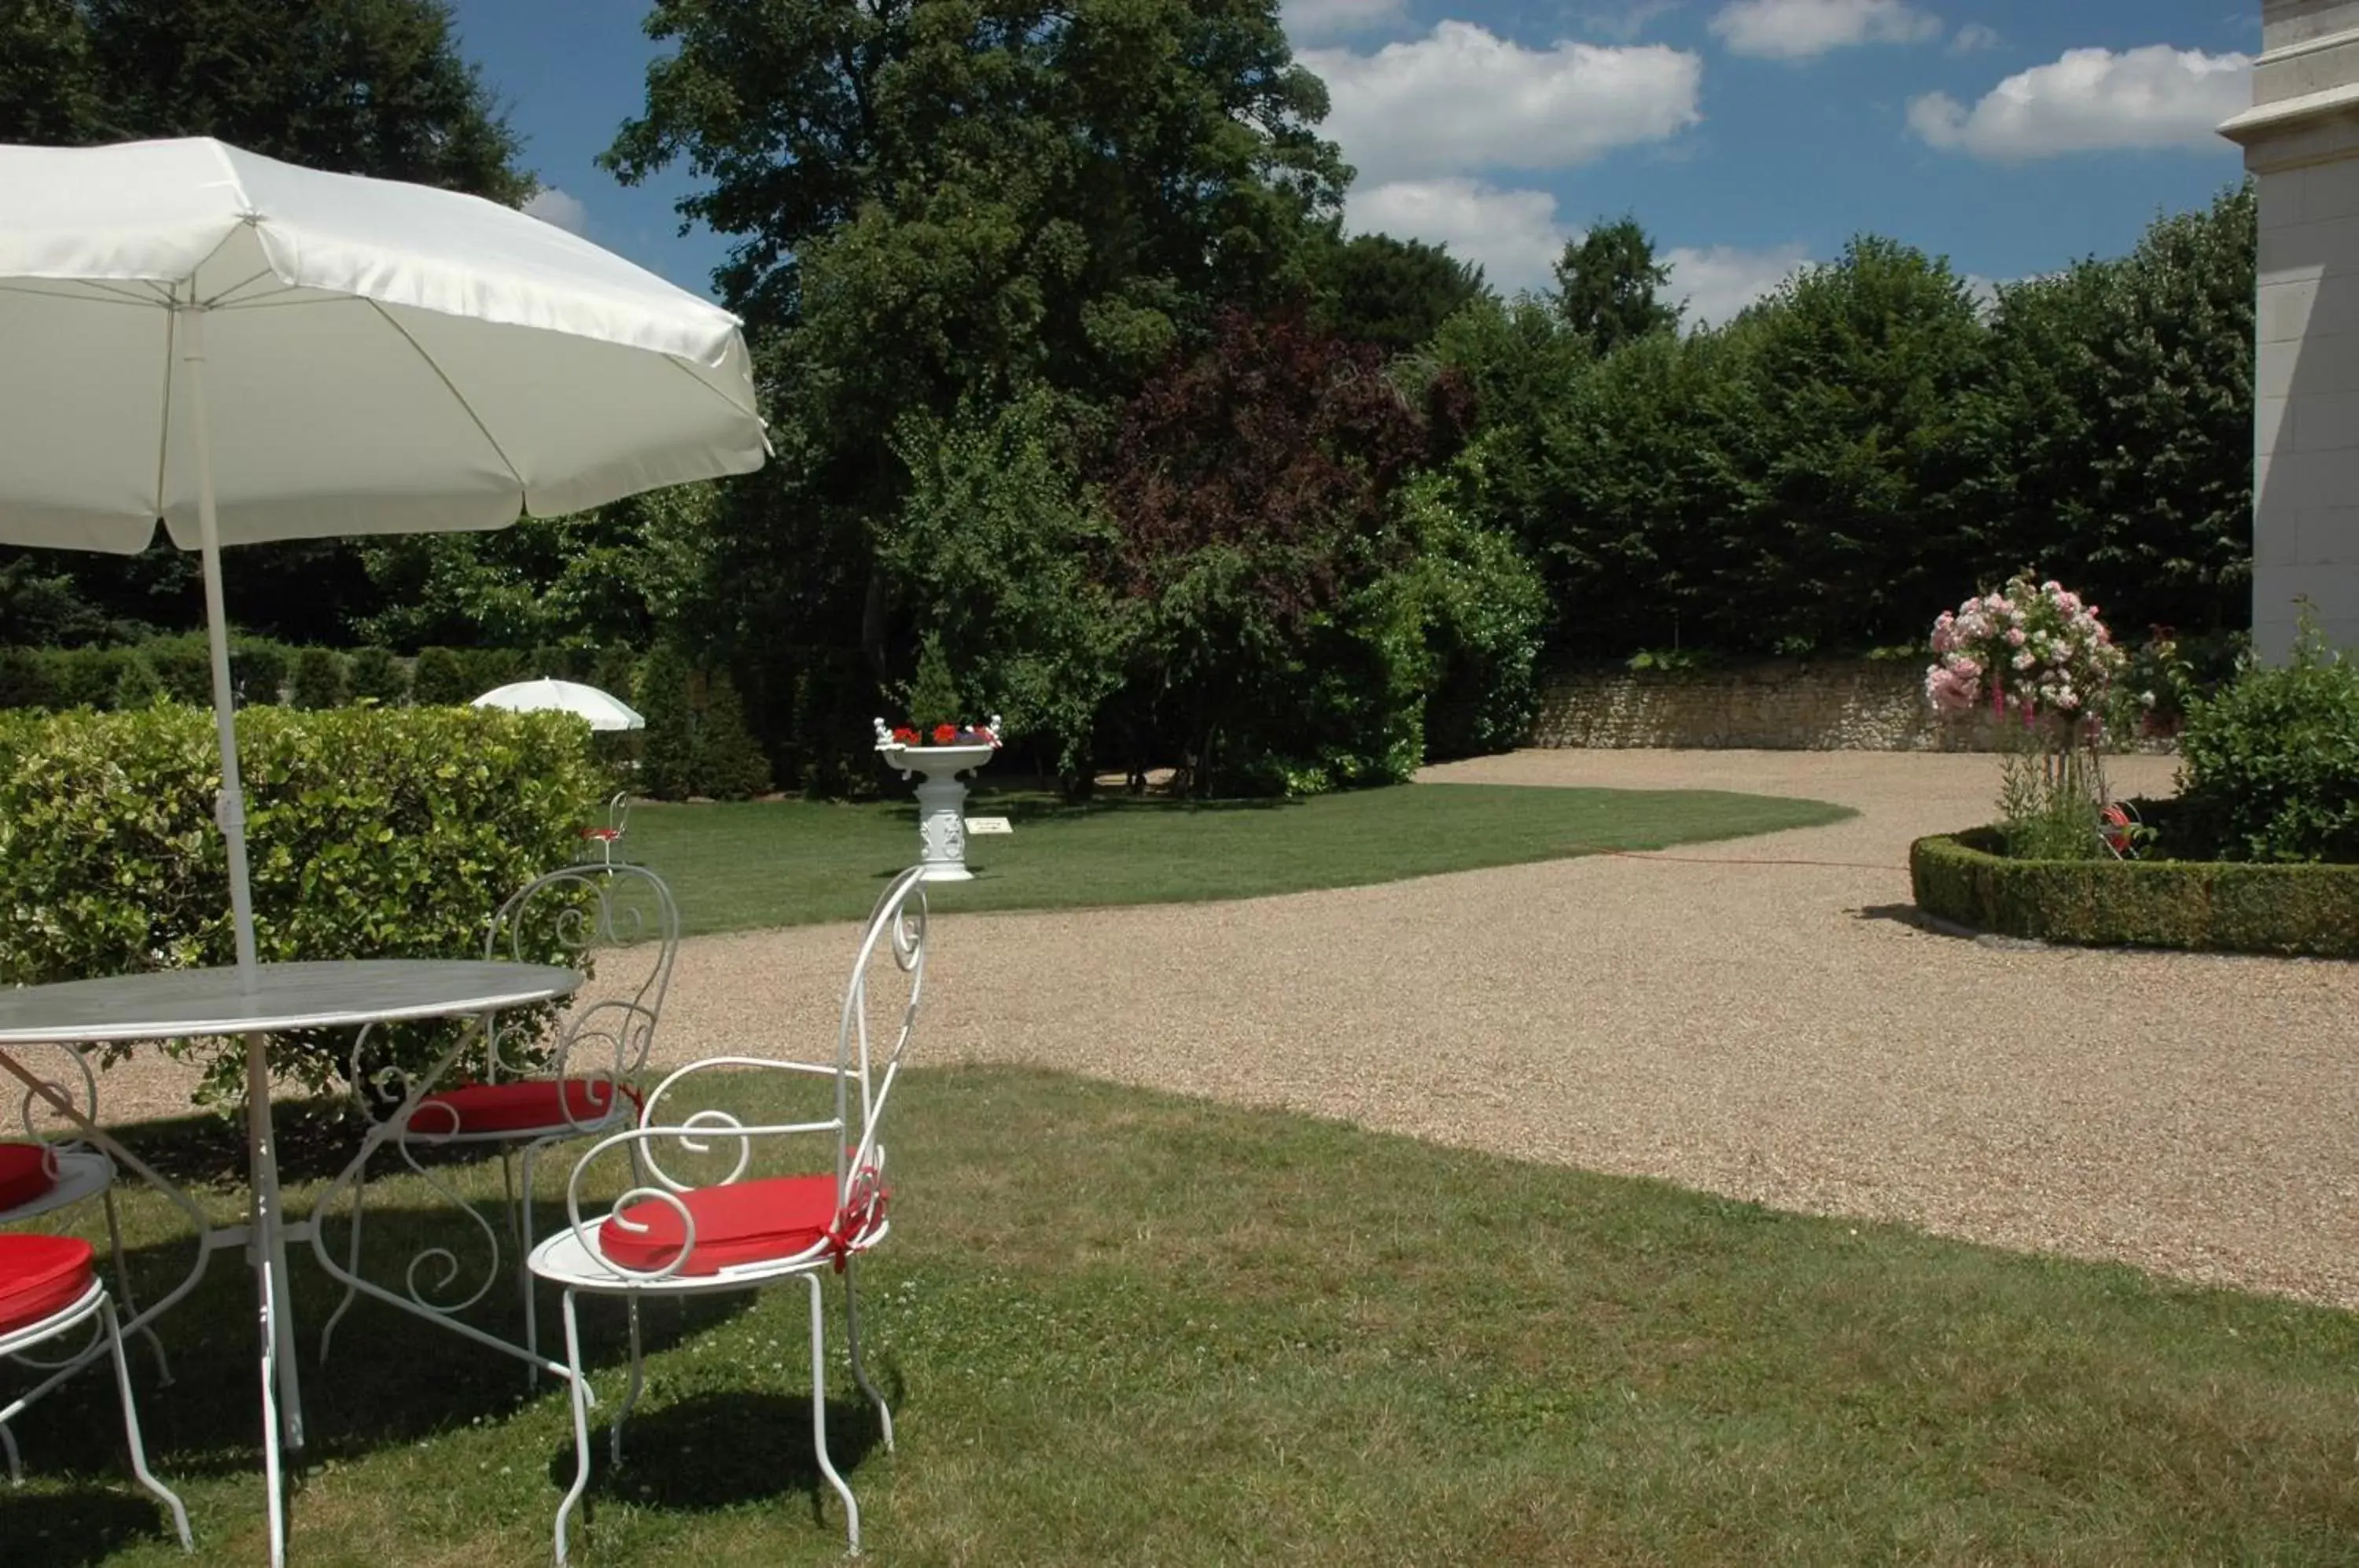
top-left (182, 307), bottom-right (308, 1515)
top-left (182, 307), bottom-right (260, 977)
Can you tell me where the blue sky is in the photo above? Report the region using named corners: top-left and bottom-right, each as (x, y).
top-left (451, 0), bottom-right (2261, 325)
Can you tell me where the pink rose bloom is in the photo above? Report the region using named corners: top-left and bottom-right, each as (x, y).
top-left (2006, 628), bottom-right (2026, 646)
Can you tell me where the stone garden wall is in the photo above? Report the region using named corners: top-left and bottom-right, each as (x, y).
top-left (1527, 660), bottom-right (2174, 753)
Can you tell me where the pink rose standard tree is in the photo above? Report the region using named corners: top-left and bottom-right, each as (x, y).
top-left (1925, 574), bottom-right (2130, 857)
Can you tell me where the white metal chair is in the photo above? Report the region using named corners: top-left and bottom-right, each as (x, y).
top-left (528, 864), bottom-right (928, 1564)
top-left (579, 793), bottom-right (631, 868)
top-left (319, 863), bottom-right (680, 1377)
top-left (0, 1044), bottom-right (171, 1452)
top-left (0, 1233), bottom-right (191, 1549)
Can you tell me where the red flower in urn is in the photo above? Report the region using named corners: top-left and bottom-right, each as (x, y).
top-left (891, 726), bottom-right (918, 744)
top-left (932, 723), bottom-right (959, 744)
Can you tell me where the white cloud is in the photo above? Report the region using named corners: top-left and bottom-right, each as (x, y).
top-left (1345, 177), bottom-right (1810, 323)
top-left (1301, 24), bottom-right (1702, 185)
top-left (1907, 45), bottom-right (2251, 161)
top-left (1708, 0), bottom-right (1941, 59)
top-left (1949, 20), bottom-right (2000, 53)
top-left (1584, 0), bottom-right (1684, 42)
top-left (523, 186), bottom-right (589, 234)
top-left (1349, 179), bottom-right (1568, 292)
top-left (1662, 243), bottom-right (1814, 326)
top-left (1283, 0), bottom-right (1407, 42)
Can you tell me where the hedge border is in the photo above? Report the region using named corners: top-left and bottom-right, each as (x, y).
top-left (1909, 827), bottom-right (2359, 959)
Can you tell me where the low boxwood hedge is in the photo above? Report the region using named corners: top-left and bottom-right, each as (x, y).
top-left (1910, 826), bottom-right (2359, 959)
top-left (0, 704), bottom-right (605, 1101)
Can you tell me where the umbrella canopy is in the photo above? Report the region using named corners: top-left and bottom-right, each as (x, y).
top-left (0, 137), bottom-right (765, 974)
top-left (472, 679), bottom-right (645, 732)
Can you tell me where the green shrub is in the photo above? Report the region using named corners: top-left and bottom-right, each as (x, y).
top-left (0, 648), bottom-right (57, 708)
top-left (1395, 472), bottom-right (1548, 760)
top-left (2174, 617), bottom-right (2359, 863)
top-left (637, 640), bottom-right (697, 801)
top-left (347, 646), bottom-right (407, 705)
top-left (0, 705), bottom-right (604, 1099)
top-left (694, 668), bottom-right (774, 800)
top-left (138, 634), bottom-right (216, 705)
top-left (462, 646), bottom-right (528, 698)
top-left (289, 646), bottom-right (348, 710)
top-left (411, 646), bottom-right (469, 705)
top-left (236, 641), bottom-right (290, 707)
top-left (47, 647), bottom-right (127, 709)
top-left (1910, 828), bottom-right (2359, 958)
top-left (111, 653), bottom-right (167, 709)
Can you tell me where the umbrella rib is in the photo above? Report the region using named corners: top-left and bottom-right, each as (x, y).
top-left (201, 267), bottom-right (282, 307)
top-left (659, 352), bottom-right (767, 428)
top-left (0, 281), bottom-right (160, 309)
top-left (360, 297), bottom-right (529, 502)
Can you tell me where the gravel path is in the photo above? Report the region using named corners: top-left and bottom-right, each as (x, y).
top-left (83, 749), bottom-right (2359, 1310)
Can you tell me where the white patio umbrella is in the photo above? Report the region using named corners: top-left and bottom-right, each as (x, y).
top-left (472, 677), bottom-right (645, 731)
top-left (0, 136), bottom-right (765, 975)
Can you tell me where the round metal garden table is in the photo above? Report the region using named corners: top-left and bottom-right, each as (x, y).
top-left (0, 959), bottom-right (580, 1566)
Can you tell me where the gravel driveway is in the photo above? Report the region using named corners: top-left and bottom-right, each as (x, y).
top-left (87, 749), bottom-right (2359, 1310)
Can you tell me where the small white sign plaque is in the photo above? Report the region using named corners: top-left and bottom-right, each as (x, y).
top-left (965, 816), bottom-right (1014, 835)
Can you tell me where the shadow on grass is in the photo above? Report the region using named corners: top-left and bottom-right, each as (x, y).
top-left (560, 1388), bottom-right (887, 1525)
top-left (0, 1488), bottom-right (182, 1568)
top-left (6, 1219), bottom-right (753, 1485)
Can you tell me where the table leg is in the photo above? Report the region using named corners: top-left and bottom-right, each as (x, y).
top-left (245, 1029), bottom-right (300, 1567)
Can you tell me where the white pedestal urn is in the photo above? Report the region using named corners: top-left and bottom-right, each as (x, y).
top-left (874, 716), bottom-right (1003, 882)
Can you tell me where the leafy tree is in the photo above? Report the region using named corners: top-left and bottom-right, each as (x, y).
top-left (1308, 230), bottom-right (1489, 355)
top-left (355, 488), bottom-right (708, 653)
top-left (1552, 215), bottom-right (1680, 355)
top-left (1098, 309), bottom-right (1430, 793)
top-left (605, 0), bottom-right (1349, 786)
top-left (0, 0), bottom-right (100, 142)
top-left (1525, 322), bottom-right (1766, 655)
top-left (881, 391), bottom-right (1125, 785)
top-left (1738, 236), bottom-right (1988, 651)
top-left (1965, 184), bottom-right (2254, 637)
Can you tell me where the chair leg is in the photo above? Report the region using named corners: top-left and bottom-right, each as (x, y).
top-left (805, 1271), bottom-right (859, 1555)
top-left (517, 1142), bottom-right (543, 1389)
top-left (1, 1415), bottom-right (19, 1484)
top-left (105, 1296), bottom-right (193, 1550)
top-left (103, 1189), bottom-right (173, 1386)
top-left (841, 1256), bottom-right (892, 1453)
top-left (317, 1165), bottom-right (371, 1365)
top-left (555, 1290), bottom-right (594, 1568)
top-left (611, 1294), bottom-right (644, 1470)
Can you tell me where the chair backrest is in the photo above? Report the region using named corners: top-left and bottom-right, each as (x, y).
top-left (832, 865), bottom-right (930, 1193)
top-left (484, 862), bottom-right (681, 1084)
top-left (593, 867), bottom-right (929, 1276)
top-left (6, 1042), bottom-right (101, 1154)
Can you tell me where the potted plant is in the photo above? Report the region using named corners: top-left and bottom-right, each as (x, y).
top-left (873, 716), bottom-right (1003, 881)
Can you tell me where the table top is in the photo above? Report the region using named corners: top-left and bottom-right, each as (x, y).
top-left (0, 959), bottom-right (582, 1044)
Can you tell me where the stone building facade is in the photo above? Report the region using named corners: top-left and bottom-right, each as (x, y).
top-left (2221, 1), bottom-right (2359, 659)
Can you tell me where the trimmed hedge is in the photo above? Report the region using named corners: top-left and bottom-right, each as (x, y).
top-left (1910, 826), bottom-right (2359, 959)
top-left (0, 705), bottom-right (605, 1100)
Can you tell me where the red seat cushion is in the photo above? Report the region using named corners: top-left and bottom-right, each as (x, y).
top-left (0, 1141), bottom-right (59, 1213)
top-left (412, 1078), bottom-right (638, 1136)
top-left (601, 1173), bottom-right (847, 1276)
top-left (0, 1235), bottom-right (96, 1336)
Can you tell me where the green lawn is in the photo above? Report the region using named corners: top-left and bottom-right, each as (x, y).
top-left (11, 1066), bottom-right (2359, 1565)
top-left (626, 782), bottom-right (1854, 935)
